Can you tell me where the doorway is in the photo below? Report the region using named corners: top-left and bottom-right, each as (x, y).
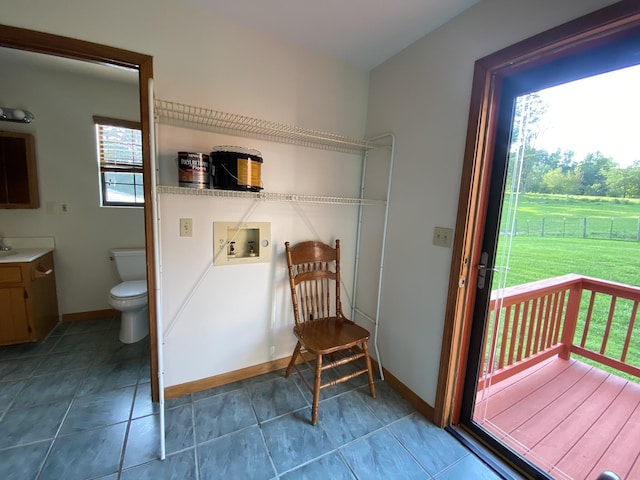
top-left (0, 25), bottom-right (158, 400)
top-left (435, 3), bottom-right (640, 479)
top-left (464, 65), bottom-right (640, 479)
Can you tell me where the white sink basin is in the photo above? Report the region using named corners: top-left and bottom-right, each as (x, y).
top-left (0, 250), bottom-right (18, 258)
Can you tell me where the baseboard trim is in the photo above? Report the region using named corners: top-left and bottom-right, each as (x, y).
top-left (165, 356), bottom-right (294, 400)
top-left (371, 357), bottom-right (435, 423)
top-left (165, 352), bottom-right (435, 424)
top-left (62, 309), bottom-right (120, 322)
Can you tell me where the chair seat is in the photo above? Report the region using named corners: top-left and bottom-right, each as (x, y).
top-left (294, 317), bottom-right (370, 354)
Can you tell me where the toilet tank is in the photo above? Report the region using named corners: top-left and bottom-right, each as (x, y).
top-left (110, 248), bottom-right (146, 281)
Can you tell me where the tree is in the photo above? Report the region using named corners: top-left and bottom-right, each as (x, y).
top-left (580, 151), bottom-right (615, 196)
top-left (606, 160), bottom-right (640, 198)
top-left (543, 167), bottom-right (584, 194)
top-left (507, 93), bottom-right (551, 193)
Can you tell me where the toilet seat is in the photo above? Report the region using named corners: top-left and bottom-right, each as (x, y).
top-left (110, 280), bottom-right (147, 300)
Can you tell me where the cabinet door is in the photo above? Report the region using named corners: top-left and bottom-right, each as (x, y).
top-left (29, 253), bottom-right (59, 340)
top-left (0, 287), bottom-right (31, 345)
top-left (0, 131), bottom-right (39, 208)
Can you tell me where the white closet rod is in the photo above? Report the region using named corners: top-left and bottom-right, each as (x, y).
top-left (149, 81), bottom-right (166, 461)
top-left (351, 132), bottom-right (395, 381)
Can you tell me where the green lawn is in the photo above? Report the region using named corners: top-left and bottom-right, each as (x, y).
top-left (491, 194), bottom-right (640, 380)
top-left (496, 236), bottom-right (639, 287)
top-left (503, 193), bottom-right (640, 240)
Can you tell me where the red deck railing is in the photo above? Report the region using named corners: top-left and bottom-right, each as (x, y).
top-left (479, 274), bottom-right (640, 389)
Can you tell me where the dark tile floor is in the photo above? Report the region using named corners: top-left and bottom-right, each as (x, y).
top-left (0, 318), bottom-right (503, 479)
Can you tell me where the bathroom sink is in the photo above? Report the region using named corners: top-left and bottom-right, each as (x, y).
top-left (0, 250), bottom-right (17, 258)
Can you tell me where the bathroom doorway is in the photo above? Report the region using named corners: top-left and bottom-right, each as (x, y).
top-left (0, 25), bottom-right (158, 400)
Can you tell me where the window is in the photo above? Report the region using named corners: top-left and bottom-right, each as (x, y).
top-left (94, 116), bottom-right (143, 206)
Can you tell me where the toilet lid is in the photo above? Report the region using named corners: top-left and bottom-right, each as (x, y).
top-left (111, 280), bottom-right (147, 299)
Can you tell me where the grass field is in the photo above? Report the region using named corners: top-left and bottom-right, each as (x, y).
top-left (495, 236), bottom-right (639, 287)
top-left (491, 194), bottom-right (640, 380)
top-left (501, 193), bottom-right (640, 240)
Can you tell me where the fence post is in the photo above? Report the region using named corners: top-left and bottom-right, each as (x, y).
top-left (563, 217), bottom-right (566, 237)
top-left (583, 217), bottom-right (587, 238)
top-left (637, 217), bottom-right (640, 241)
top-left (610, 217), bottom-right (614, 239)
top-left (541, 217), bottom-right (545, 237)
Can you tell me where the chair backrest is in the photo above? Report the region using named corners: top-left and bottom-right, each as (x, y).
top-left (285, 240), bottom-right (342, 327)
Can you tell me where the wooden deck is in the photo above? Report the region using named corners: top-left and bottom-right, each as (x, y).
top-left (474, 356), bottom-right (640, 480)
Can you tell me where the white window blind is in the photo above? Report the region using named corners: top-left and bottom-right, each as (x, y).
top-left (94, 116), bottom-right (143, 206)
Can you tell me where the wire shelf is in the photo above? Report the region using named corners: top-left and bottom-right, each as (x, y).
top-left (154, 99), bottom-right (386, 155)
top-left (157, 185), bottom-right (386, 206)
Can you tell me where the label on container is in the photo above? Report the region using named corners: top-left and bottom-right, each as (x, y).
top-left (237, 158), bottom-right (262, 187)
top-left (179, 152), bottom-right (209, 188)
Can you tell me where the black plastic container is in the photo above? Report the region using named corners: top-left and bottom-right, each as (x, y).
top-left (210, 146), bottom-right (263, 192)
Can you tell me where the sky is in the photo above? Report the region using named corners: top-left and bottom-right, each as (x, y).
top-left (532, 63), bottom-right (640, 168)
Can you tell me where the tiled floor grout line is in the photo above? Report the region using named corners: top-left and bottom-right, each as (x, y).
top-left (256, 421), bottom-right (280, 480)
top-left (191, 399), bottom-right (202, 480)
top-left (33, 329), bottom-right (89, 480)
top-left (383, 418), bottom-right (437, 479)
top-left (34, 397), bottom-right (76, 480)
top-left (244, 384), bottom-right (280, 479)
top-left (115, 378), bottom-right (140, 479)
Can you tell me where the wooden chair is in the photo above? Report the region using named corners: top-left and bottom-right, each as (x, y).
top-left (284, 239), bottom-right (376, 425)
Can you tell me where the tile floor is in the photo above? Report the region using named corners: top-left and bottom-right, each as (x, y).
top-left (0, 318), bottom-right (504, 479)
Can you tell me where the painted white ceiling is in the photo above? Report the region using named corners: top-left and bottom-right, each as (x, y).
top-left (182, 0), bottom-right (481, 70)
top-left (0, 0), bottom-right (481, 81)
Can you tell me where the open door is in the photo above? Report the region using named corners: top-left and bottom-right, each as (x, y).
top-left (436, 3), bottom-right (640, 479)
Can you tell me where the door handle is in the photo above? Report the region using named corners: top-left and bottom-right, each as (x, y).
top-left (476, 251), bottom-right (508, 289)
top-left (477, 251), bottom-right (496, 289)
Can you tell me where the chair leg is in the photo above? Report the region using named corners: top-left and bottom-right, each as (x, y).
top-left (311, 354), bottom-right (322, 426)
top-left (362, 342), bottom-right (376, 399)
top-left (285, 342), bottom-right (302, 378)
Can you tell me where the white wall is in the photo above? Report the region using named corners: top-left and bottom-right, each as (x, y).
top-left (365, 0), bottom-right (619, 406)
top-left (1, 0), bottom-right (371, 387)
top-left (0, 57), bottom-right (143, 314)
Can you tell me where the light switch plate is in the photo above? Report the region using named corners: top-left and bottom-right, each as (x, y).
top-left (180, 218), bottom-right (193, 237)
top-left (433, 226), bottom-right (453, 247)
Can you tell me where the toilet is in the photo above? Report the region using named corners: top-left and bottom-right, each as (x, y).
top-left (108, 248), bottom-right (149, 343)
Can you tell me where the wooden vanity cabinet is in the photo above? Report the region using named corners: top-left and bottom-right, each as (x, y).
top-left (0, 252), bottom-right (59, 345)
top-left (0, 131), bottom-right (39, 209)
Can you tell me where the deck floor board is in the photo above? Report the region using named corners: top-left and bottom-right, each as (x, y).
top-left (474, 356), bottom-right (640, 479)
top-left (590, 399), bottom-right (640, 479)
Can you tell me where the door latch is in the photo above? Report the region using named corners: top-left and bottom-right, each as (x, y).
top-left (477, 251), bottom-right (497, 289)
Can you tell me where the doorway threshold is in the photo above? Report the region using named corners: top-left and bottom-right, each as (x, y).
top-left (446, 425), bottom-right (532, 480)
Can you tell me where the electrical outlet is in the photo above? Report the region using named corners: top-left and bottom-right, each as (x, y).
top-left (433, 226), bottom-right (453, 247)
top-left (180, 218), bottom-right (193, 237)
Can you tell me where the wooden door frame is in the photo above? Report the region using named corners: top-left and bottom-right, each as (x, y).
top-left (434, 1), bottom-right (640, 427)
top-left (0, 25), bottom-right (159, 401)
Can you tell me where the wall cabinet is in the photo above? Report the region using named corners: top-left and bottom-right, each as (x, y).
top-left (0, 131), bottom-right (39, 209)
top-left (0, 252), bottom-right (59, 345)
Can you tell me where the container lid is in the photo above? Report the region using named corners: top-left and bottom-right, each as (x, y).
top-left (178, 151), bottom-right (209, 159)
top-left (211, 145), bottom-right (262, 157)
top-left (111, 280), bottom-right (147, 298)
